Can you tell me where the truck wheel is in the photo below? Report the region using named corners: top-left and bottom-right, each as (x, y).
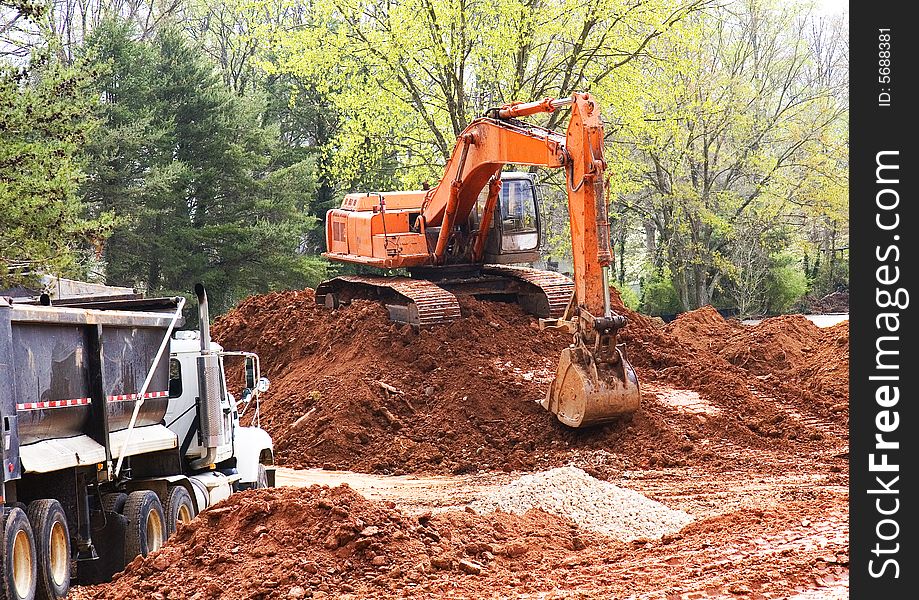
top-left (123, 491), bottom-right (166, 562)
top-left (26, 500), bottom-right (70, 600)
top-left (255, 464), bottom-right (269, 489)
top-left (164, 487), bottom-right (195, 535)
top-left (1, 507), bottom-right (37, 600)
top-left (101, 493), bottom-right (127, 514)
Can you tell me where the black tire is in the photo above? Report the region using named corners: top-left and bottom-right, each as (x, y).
top-left (123, 491), bottom-right (166, 562)
top-left (26, 500), bottom-right (70, 600)
top-left (255, 464), bottom-right (269, 489)
top-left (0, 507), bottom-right (37, 600)
top-left (101, 493), bottom-right (127, 514)
top-left (164, 486), bottom-right (195, 536)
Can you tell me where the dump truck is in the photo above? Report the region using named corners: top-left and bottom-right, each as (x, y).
top-left (318, 93), bottom-right (640, 427)
top-left (0, 284), bottom-right (274, 600)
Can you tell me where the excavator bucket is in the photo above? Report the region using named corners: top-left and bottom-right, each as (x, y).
top-left (542, 345), bottom-right (640, 428)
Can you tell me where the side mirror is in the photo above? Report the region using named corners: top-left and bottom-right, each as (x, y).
top-left (256, 377), bottom-right (270, 393)
top-left (245, 356), bottom-right (257, 389)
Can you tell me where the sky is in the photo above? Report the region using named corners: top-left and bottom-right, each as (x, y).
top-left (815, 0), bottom-right (849, 15)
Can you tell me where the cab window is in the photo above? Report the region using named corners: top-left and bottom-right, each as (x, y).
top-left (169, 358), bottom-right (182, 398)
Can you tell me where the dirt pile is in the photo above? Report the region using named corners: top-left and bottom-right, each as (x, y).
top-left (212, 290), bottom-right (847, 476)
top-left (666, 308), bottom-right (849, 416)
top-left (73, 485), bottom-right (598, 600)
top-left (213, 290), bottom-right (585, 474)
top-left (610, 303), bottom-right (840, 443)
top-left (806, 290), bottom-right (849, 313)
top-left (72, 481), bottom-right (849, 600)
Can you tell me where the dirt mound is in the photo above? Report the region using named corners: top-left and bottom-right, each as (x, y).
top-left (798, 320), bottom-right (849, 410)
top-left (211, 291), bottom-right (845, 476)
top-left (663, 306), bottom-right (742, 356)
top-left (71, 483), bottom-right (848, 600)
top-left (806, 290), bottom-right (849, 313)
top-left (74, 485), bottom-right (597, 599)
top-left (665, 309), bottom-right (849, 418)
top-left (213, 290), bottom-right (582, 474)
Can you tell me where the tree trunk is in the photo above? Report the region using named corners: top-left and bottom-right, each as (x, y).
top-left (644, 221), bottom-right (656, 258)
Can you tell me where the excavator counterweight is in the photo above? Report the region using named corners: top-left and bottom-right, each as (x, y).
top-left (318, 93), bottom-right (640, 426)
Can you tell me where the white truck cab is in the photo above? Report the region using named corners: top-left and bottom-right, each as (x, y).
top-left (167, 333), bottom-right (274, 495)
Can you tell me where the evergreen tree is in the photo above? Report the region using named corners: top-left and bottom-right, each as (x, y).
top-left (1, 1), bottom-right (116, 285)
top-left (82, 20), bottom-right (322, 313)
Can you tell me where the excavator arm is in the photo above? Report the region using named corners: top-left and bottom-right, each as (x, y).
top-left (418, 93), bottom-right (640, 426)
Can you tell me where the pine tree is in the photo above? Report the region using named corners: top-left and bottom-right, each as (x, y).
top-left (82, 21), bottom-right (322, 313)
top-left (0, 2), bottom-right (116, 285)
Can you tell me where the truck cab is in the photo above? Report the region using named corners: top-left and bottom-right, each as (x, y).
top-left (471, 172), bottom-right (543, 264)
top-left (166, 332), bottom-right (275, 501)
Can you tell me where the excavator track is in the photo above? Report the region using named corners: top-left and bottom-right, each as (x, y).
top-left (316, 267), bottom-right (573, 328)
top-left (315, 275), bottom-right (461, 327)
top-left (481, 265), bottom-right (573, 319)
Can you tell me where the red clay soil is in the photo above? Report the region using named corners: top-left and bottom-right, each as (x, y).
top-left (71, 483), bottom-right (847, 600)
top-left (72, 485), bottom-right (600, 600)
top-left (211, 290), bottom-right (847, 477)
top-left (665, 307), bottom-right (849, 421)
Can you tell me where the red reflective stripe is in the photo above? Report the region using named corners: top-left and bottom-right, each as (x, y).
top-left (106, 391), bottom-right (170, 402)
top-left (14, 390), bottom-right (169, 411)
top-left (16, 397), bottom-right (92, 411)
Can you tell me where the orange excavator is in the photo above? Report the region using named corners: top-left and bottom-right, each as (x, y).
top-left (318, 93), bottom-right (640, 427)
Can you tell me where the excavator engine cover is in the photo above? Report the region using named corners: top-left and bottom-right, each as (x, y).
top-left (543, 345), bottom-right (640, 427)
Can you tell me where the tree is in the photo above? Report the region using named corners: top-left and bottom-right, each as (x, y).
top-left (82, 19), bottom-right (321, 312)
top-left (2, 0), bottom-right (183, 62)
top-left (1, 0), bottom-right (116, 286)
top-left (604, 0), bottom-right (848, 310)
top-left (262, 0), bottom-right (711, 188)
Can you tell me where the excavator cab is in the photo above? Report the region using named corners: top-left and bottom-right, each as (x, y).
top-left (472, 172), bottom-right (542, 264)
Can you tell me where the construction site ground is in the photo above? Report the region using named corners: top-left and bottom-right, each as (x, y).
top-left (71, 291), bottom-right (849, 599)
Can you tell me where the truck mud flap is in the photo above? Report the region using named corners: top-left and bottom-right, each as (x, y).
top-left (78, 510), bottom-right (128, 584)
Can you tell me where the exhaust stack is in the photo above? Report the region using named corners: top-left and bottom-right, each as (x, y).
top-left (195, 283), bottom-right (211, 354)
top-left (191, 283), bottom-right (225, 468)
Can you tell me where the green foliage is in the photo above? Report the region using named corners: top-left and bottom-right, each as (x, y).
top-left (0, 7), bottom-right (117, 285)
top-left (765, 254), bottom-right (808, 314)
top-left (80, 20), bottom-right (318, 313)
top-left (262, 0), bottom-right (709, 189)
top-left (603, 1), bottom-right (848, 311)
top-left (807, 251), bottom-right (849, 299)
top-left (616, 284), bottom-right (641, 312)
top-left (640, 270), bottom-right (683, 315)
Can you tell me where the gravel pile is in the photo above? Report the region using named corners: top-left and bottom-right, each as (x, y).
top-left (469, 466), bottom-right (692, 541)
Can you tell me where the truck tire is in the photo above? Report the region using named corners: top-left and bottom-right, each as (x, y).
top-left (123, 491), bottom-right (166, 562)
top-left (1, 507), bottom-right (37, 600)
top-left (101, 493), bottom-right (127, 515)
top-left (26, 500), bottom-right (70, 600)
top-left (255, 464), bottom-right (269, 489)
top-left (164, 486), bottom-right (195, 535)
